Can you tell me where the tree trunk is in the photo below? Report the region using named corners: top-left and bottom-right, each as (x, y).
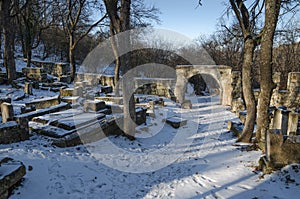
top-left (110, 24), bottom-right (121, 96)
top-left (120, 0), bottom-right (135, 138)
top-left (69, 33), bottom-right (76, 81)
top-left (256, 0), bottom-right (281, 145)
top-left (237, 38), bottom-right (257, 143)
top-left (1, 0), bottom-right (16, 82)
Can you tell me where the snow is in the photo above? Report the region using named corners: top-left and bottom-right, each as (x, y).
top-left (0, 95), bottom-right (298, 198)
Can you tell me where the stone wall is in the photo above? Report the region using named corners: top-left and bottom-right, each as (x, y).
top-left (75, 73), bottom-right (114, 87)
top-left (30, 60), bottom-right (70, 77)
top-left (134, 78), bottom-right (176, 100)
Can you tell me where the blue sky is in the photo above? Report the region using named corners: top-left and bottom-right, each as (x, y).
top-left (145, 0), bottom-right (227, 39)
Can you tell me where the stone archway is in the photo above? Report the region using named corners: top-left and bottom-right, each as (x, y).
top-left (174, 65), bottom-right (232, 106)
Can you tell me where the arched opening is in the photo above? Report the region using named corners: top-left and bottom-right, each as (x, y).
top-left (187, 73), bottom-right (220, 96)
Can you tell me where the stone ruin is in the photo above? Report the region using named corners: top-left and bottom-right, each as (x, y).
top-left (230, 71), bottom-right (300, 170)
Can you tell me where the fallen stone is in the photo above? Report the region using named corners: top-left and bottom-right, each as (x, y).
top-left (0, 158), bottom-right (26, 199)
top-left (166, 116), bottom-right (187, 128)
top-left (227, 121), bottom-right (244, 137)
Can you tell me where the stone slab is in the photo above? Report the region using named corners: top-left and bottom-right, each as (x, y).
top-left (15, 102), bottom-right (71, 123)
top-left (166, 116), bottom-right (187, 129)
top-left (84, 100), bottom-right (106, 112)
top-left (25, 95), bottom-right (60, 109)
top-left (50, 113), bottom-right (106, 130)
top-left (0, 158), bottom-right (26, 199)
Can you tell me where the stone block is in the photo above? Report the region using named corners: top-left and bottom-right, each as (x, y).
top-left (84, 100), bottom-right (106, 112)
top-left (227, 121), bottom-right (244, 137)
top-left (0, 121), bottom-right (29, 144)
top-left (0, 158), bottom-right (26, 199)
top-left (21, 105), bottom-right (36, 114)
top-left (266, 130), bottom-right (300, 168)
top-left (15, 102), bottom-right (71, 123)
top-left (60, 88), bottom-right (74, 97)
top-left (53, 117), bottom-right (122, 147)
top-left (61, 96), bottom-right (80, 104)
top-left (58, 75), bottom-right (72, 84)
top-left (166, 116), bottom-right (187, 129)
top-left (1, 103), bottom-right (14, 123)
top-left (136, 107), bottom-right (147, 125)
top-left (24, 82), bottom-right (33, 95)
top-left (287, 112), bottom-right (300, 136)
top-left (271, 107), bottom-right (290, 135)
top-left (100, 86), bottom-right (113, 94)
top-left (25, 95), bottom-right (60, 109)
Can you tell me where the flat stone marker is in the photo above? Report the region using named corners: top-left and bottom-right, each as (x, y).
top-left (166, 116), bottom-right (187, 129)
top-left (0, 158), bottom-right (26, 199)
top-left (32, 109), bottom-right (82, 125)
top-left (50, 113), bottom-right (106, 130)
top-left (25, 95), bottom-right (60, 109)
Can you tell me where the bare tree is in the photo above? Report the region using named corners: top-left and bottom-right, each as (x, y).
top-left (256, 0), bottom-right (281, 143)
top-left (226, 0), bottom-right (263, 143)
top-left (0, 0), bottom-right (17, 82)
top-left (53, 0), bottom-right (106, 81)
top-left (15, 0), bottom-right (51, 67)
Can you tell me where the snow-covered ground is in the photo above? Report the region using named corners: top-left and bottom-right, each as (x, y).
top-left (1, 95), bottom-right (299, 199)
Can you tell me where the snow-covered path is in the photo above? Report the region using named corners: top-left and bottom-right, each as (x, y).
top-left (1, 96), bottom-right (300, 199)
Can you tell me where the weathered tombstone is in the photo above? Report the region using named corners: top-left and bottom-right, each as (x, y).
top-left (287, 112), bottom-right (300, 135)
top-left (272, 107), bottom-right (289, 135)
top-left (24, 82), bottom-right (33, 95)
top-left (147, 101), bottom-right (155, 117)
top-left (1, 103), bottom-right (14, 123)
top-left (84, 100), bottom-right (106, 112)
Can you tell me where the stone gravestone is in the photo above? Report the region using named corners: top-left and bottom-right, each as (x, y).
top-left (1, 102), bottom-right (14, 123)
top-left (24, 82), bottom-right (33, 95)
